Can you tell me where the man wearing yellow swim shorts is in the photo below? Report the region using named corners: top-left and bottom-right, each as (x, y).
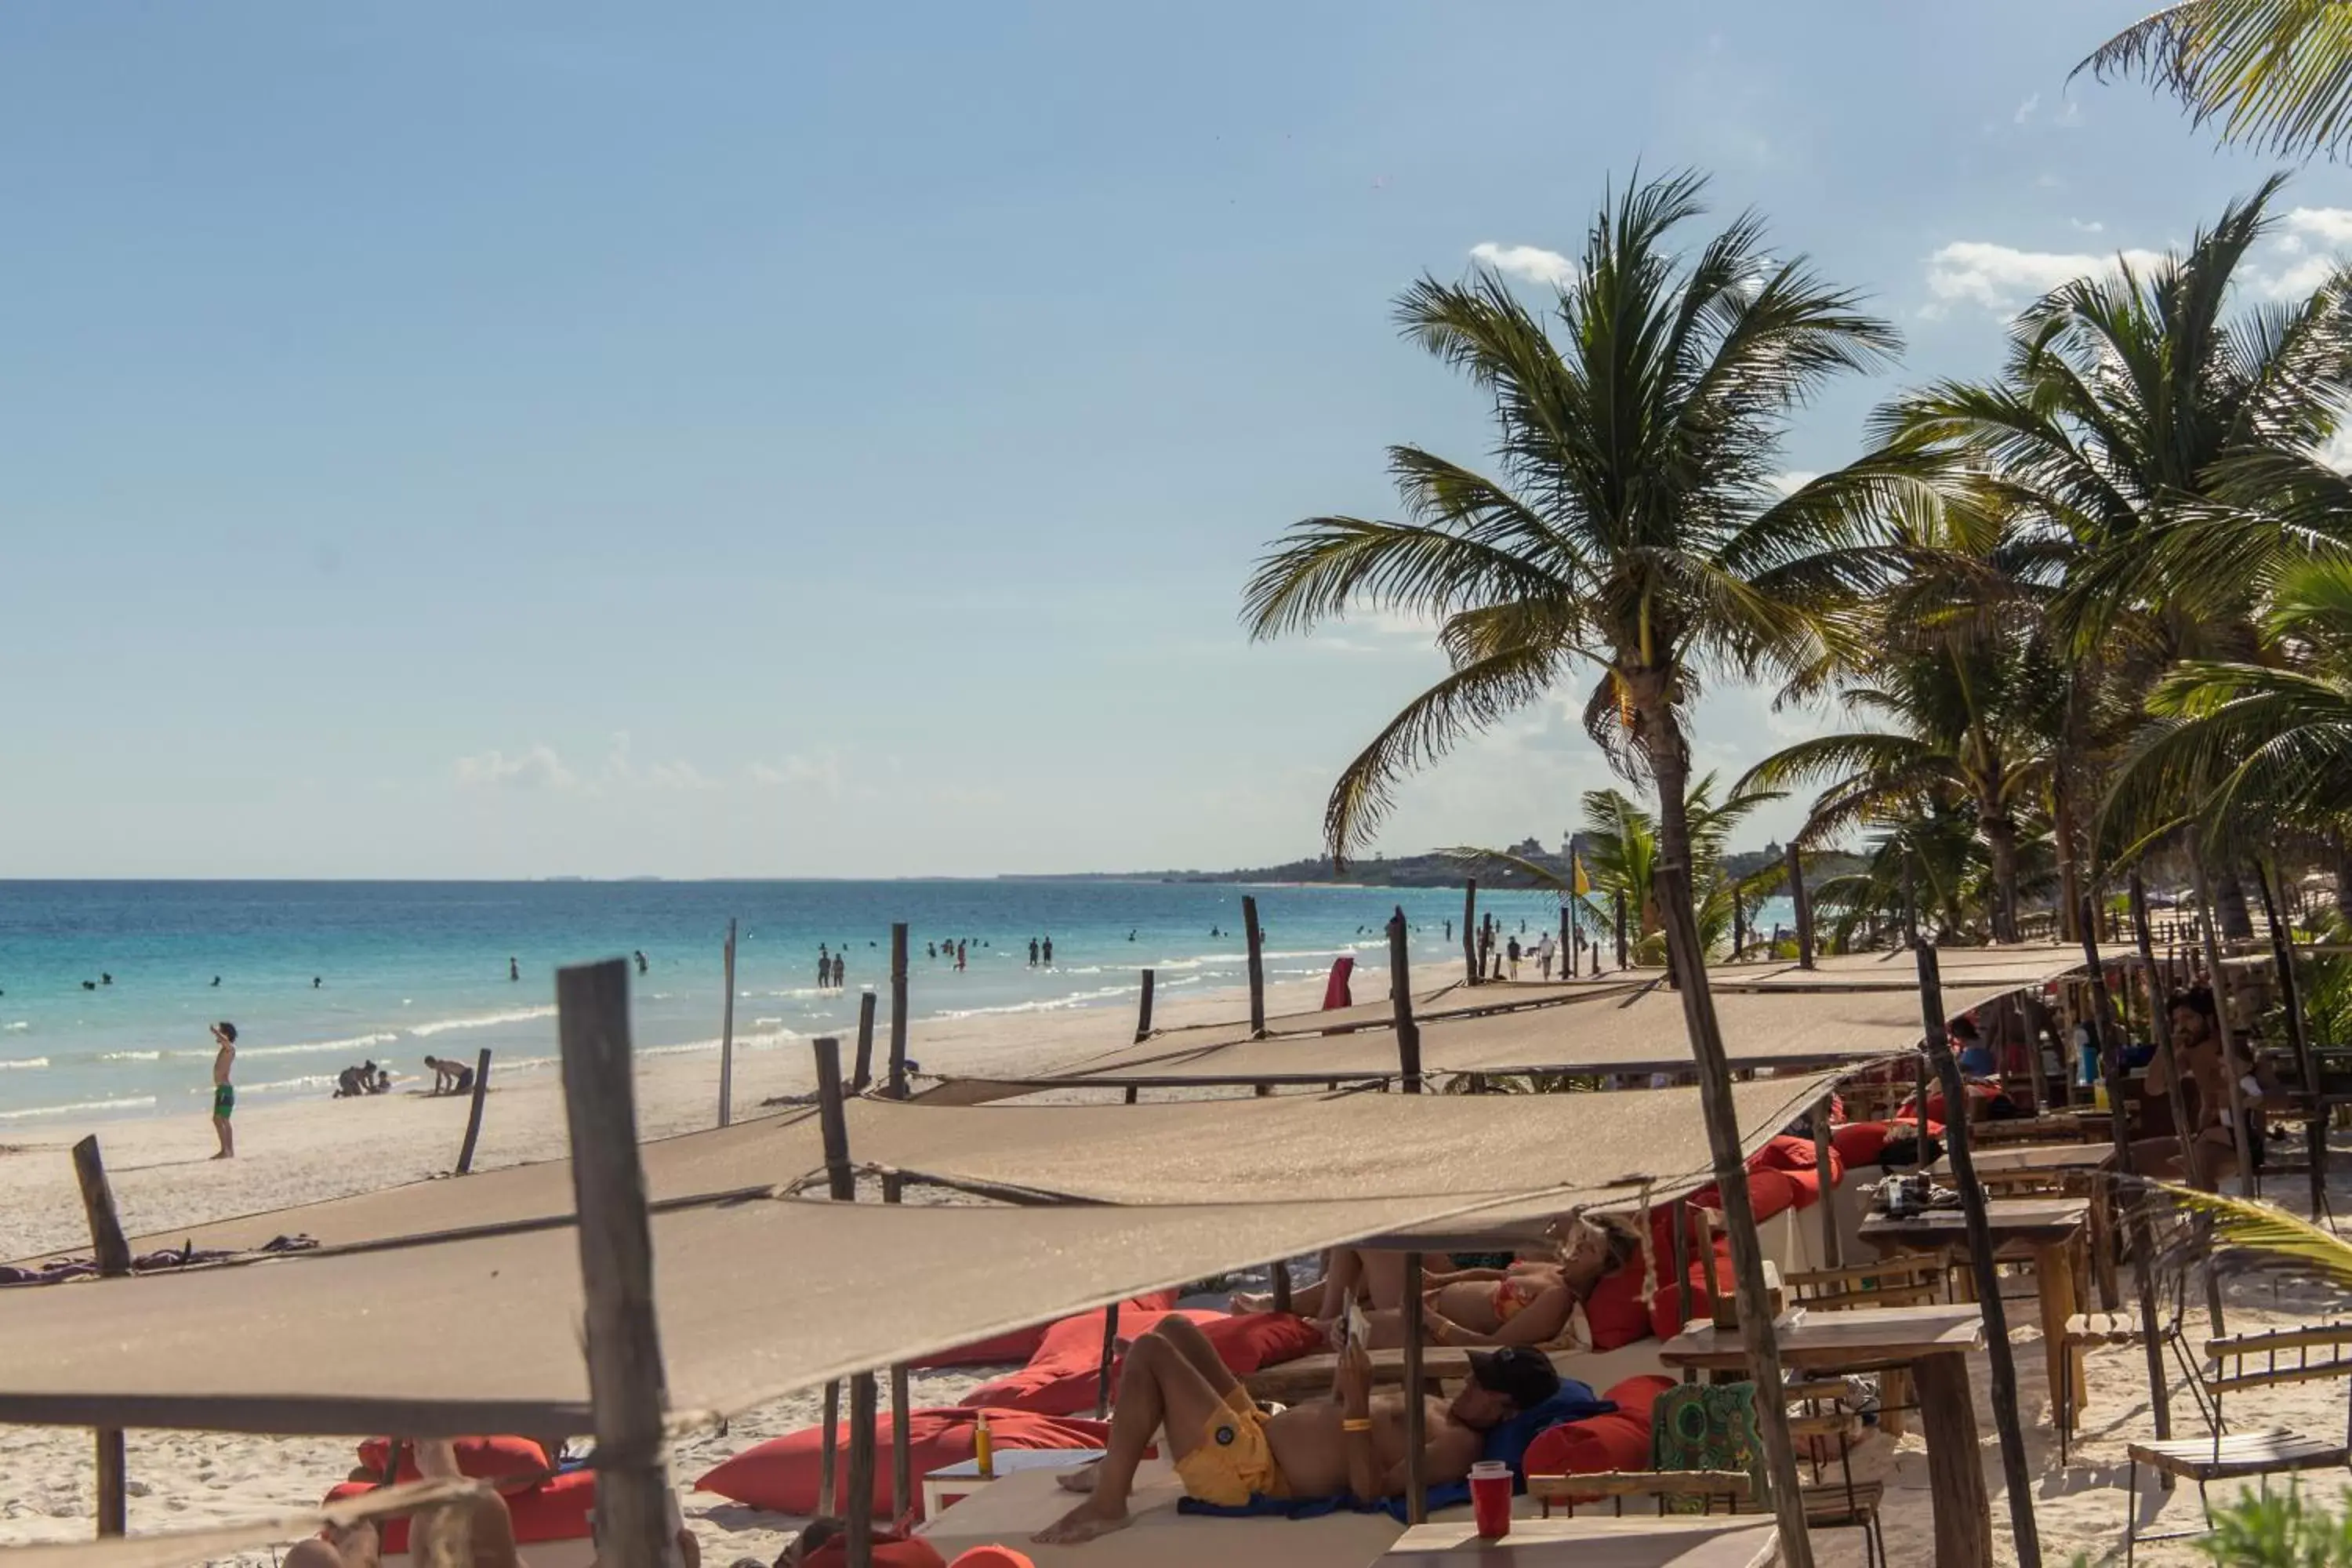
top-left (1035, 1317), bottom-right (1560, 1546)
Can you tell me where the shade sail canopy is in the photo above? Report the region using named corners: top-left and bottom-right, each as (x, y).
top-left (0, 1482), bottom-right (485, 1568)
top-left (1711, 949), bottom-right (2082, 992)
top-left (0, 1189), bottom-right (1571, 1437)
top-left (832, 1073), bottom-right (1841, 1226)
top-left (994, 975), bottom-right (2032, 1087)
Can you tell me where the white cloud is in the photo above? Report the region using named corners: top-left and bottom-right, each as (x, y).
top-left (2259, 253), bottom-right (2339, 301)
top-left (2013, 93), bottom-right (2039, 125)
top-left (1766, 471), bottom-right (1819, 497)
top-left (750, 750), bottom-right (847, 798)
top-left (2070, 219), bottom-right (2104, 235)
top-left (1469, 242), bottom-right (1577, 287)
top-left (645, 760), bottom-right (717, 791)
top-left (2286, 206), bottom-right (2352, 247)
top-left (2056, 100), bottom-right (2083, 128)
top-left (454, 745), bottom-right (577, 790)
top-left (1923, 241), bottom-right (2165, 316)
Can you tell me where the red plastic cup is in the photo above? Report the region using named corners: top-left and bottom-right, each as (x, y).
top-left (1469, 1461), bottom-right (1512, 1539)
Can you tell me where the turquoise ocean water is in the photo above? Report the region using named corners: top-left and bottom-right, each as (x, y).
top-left (0, 880), bottom-right (1776, 1126)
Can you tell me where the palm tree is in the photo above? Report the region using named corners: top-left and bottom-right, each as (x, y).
top-left (1573, 775), bottom-right (1782, 961)
top-left (1243, 170), bottom-right (1933, 1565)
top-left (1883, 174), bottom-right (2352, 935)
top-left (2078, 1), bottom-right (2352, 160)
top-left (2105, 555), bottom-right (2352, 846)
top-left (1741, 640), bottom-right (2056, 941)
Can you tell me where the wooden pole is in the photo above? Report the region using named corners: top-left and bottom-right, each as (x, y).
top-left (2256, 858), bottom-right (2326, 1216)
top-left (1731, 895), bottom-right (1744, 960)
top-left (880, 1173), bottom-right (913, 1525)
top-left (1809, 1098), bottom-right (1842, 1268)
top-left (1786, 844), bottom-right (1815, 970)
top-left (1614, 890), bottom-right (1628, 969)
top-left (718, 918), bottom-right (737, 1128)
top-left (1460, 880), bottom-right (1479, 985)
top-left (1388, 908), bottom-right (1422, 1094)
top-left (554, 960), bottom-right (673, 1568)
top-left (2077, 898), bottom-right (2132, 1313)
top-left (71, 1136), bottom-right (131, 1538)
top-left (1913, 942), bottom-right (2039, 1568)
top-left (454, 1047), bottom-right (493, 1176)
top-left (1243, 895), bottom-right (1267, 1036)
top-left (1095, 1303), bottom-right (1121, 1420)
top-left (853, 993), bottom-right (877, 1095)
top-left (2136, 873), bottom-right (2228, 1338)
top-left (1401, 1252), bottom-right (1427, 1525)
top-left (887, 923), bottom-right (910, 1101)
top-left (2020, 993), bottom-right (2052, 1113)
top-left (1134, 969), bottom-right (1156, 1043)
top-left (1561, 902), bottom-right (1573, 975)
top-left (2189, 831), bottom-right (2259, 1197)
top-left (810, 1036), bottom-right (857, 1549)
top-left (847, 1370), bottom-right (878, 1553)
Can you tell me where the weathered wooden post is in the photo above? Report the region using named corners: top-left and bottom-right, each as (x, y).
top-left (2256, 859), bottom-right (2325, 1214)
top-left (1389, 908), bottom-right (1422, 1094)
top-left (1614, 890), bottom-right (1628, 968)
top-left (887, 923), bottom-right (910, 1101)
top-left (718, 918), bottom-right (737, 1127)
top-left (1095, 1305), bottom-right (1121, 1420)
top-left (555, 960), bottom-right (674, 1568)
top-left (1786, 843), bottom-right (1814, 970)
top-left (2076, 898), bottom-right (2132, 1312)
top-left (1243, 895), bottom-right (1267, 1036)
top-left (454, 1047), bottom-right (493, 1176)
top-left (2135, 874), bottom-right (2227, 1338)
top-left (1401, 1253), bottom-right (1427, 1525)
top-left (853, 993), bottom-right (878, 1094)
top-left (1134, 968), bottom-right (1156, 1042)
top-left (71, 1136), bottom-right (131, 1537)
top-left (812, 1037), bottom-right (853, 1523)
top-left (2189, 830), bottom-right (2259, 1197)
top-left (880, 1173), bottom-right (913, 1523)
top-left (1461, 880), bottom-right (1479, 985)
top-left (1914, 943), bottom-right (2039, 1568)
top-left (1808, 1099), bottom-right (1841, 1268)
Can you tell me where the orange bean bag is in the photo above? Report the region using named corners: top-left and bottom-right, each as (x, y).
top-left (1582, 1255), bottom-right (1653, 1351)
top-left (913, 1290), bottom-right (1179, 1368)
top-left (1831, 1120), bottom-right (1892, 1167)
top-left (1686, 1167), bottom-right (1799, 1225)
top-left (1521, 1374), bottom-right (1675, 1501)
top-left (350, 1436), bottom-right (550, 1490)
top-left (695, 1407), bottom-right (1110, 1519)
top-left (1649, 1240), bottom-right (1733, 1341)
top-left (800, 1530), bottom-right (949, 1568)
top-left (325, 1468), bottom-right (594, 1551)
top-left (963, 1310), bottom-right (1323, 1417)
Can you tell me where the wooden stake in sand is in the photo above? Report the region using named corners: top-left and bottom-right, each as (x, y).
top-left (454, 1048), bottom-right (493, 1177)
top-left (1461, 880), bottom-right (1479, 985)
top-left (1243, 895), bottom-right (1266, 1036)
top-left (1134, 968), bottom-right (1156, 1044)
top-left (1786, 843), bottom-right (1814, 969)
top-left (880, 1171), bottom-right (914, 1524)
top-left (1388, 907), bottom-right (1421, 1094)
top-left (71, 1135), bottom-right (131, 1537)
top-left (555, 960), bottom-right (673, 1568)
top-left (1913, 942), bottom-right (2039, 1568)
top-left (812, 1037), bottom-right (852, 1523)
top-left (887, 923), bottom-right (910, 1101)
top-left (854, 994), bottom-right (878, 1094)
top-left (718, 918), bottom-right (738, 1128)
top-left (1613, 890), bottom-right (1628, 970)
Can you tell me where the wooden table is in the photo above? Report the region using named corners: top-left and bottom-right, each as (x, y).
top-left (1937, 1143), bottom-right (2120, 1307)
top-left (1859, 1196), bottom-right (2090, 1435)
top-left (1660, 1305), bottom-right (1987, 1568)
top-left (1381, 1515), bottom-right (1777, 1566)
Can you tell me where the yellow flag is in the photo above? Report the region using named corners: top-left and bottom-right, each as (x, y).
top-left (1572, 851), bottom-right (1590, 898)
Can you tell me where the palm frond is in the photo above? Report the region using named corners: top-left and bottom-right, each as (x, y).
top-left (2077, 2), bottom-right (2352, 160)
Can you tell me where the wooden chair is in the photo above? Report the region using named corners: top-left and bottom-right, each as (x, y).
top-left (2123, 1323), bottom-right (2352, 1566)
top-left (1783, 1253), bottom-right (1950, 1438)
top-left (2057, 1233), bottom-right (2212, 1466)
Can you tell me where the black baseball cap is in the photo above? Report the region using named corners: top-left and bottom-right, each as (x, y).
top-left (1468, 1347), bottom-right (1561, 1410)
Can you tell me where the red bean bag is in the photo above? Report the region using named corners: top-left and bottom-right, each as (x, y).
top-left (799, 1533), bottom-right (949, 1568)
top-left (350, 1436), bottom-right (550, 1490)
top-left (1649, 1242), bottom-right (1733, 1341)
top-left (1582, 1256), bottom-right (1653, 1351)
top-left (326, 1468), bottom-right (596, 1552)
top-left (964, 1311), bottom-right (1323, 1417)
top-left (913, 1290), bottom-right (1179, 1368)
top-left (1523, 1374), bottom-right (1677, 1501)
top-left (1748, 1134), bottom-right (1820, 1175)
top-left (1686, 1167), bottom-right (1800, 1225)
top-left (1832, 1120), bottom-right (1891, 1167)
top-left (695, 1408), bottom-right (1111, 1519)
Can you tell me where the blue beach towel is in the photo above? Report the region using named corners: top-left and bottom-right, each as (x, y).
top-left (1177, 1381), bottom-right (1614, 1523)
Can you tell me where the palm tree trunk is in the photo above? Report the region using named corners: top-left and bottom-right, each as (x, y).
top-left (2216, 868), bottom-right (2255, 940)
top-left (1982, 813), bottom-right (2022, 944)
top-left (2337, 840), bottom-right (2352, 923)
top-left (1641, 691), bottom-right (1815, 1568)
top-left (2053, 776), bottom-right (2083, 944)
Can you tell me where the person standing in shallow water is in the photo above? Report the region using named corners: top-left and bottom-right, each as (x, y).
top-left (209, 1022), bottom-right (238, 1160)
top-left (509, 956), bottom-right (519, 982)
top-left (1043, 935), bottom-right (1054, 965)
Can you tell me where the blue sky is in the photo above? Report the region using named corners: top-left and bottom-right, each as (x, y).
top-left (6, 2), bottom-right (2350, 879)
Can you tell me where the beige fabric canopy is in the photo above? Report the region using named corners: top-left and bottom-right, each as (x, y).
top-left (0, 1189), bottom-right (1577, 1437)
top-left (979, 975), bottom-right (2033, 1089)
top-left (0, 1482), bottom-right (483, 1568)
top-left (830, 1072), bottom-right (1842, 1237)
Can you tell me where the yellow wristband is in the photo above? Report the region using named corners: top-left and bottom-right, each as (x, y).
top-left (1342, 1418), bottom-right (1374, 1433)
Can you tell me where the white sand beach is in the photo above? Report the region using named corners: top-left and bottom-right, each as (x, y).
top-left (1, 971), bottom-right (2341, 1568)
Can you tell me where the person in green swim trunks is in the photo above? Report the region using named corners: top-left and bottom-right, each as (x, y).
top-left (209, 1021), bottom-right (238, 1160)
